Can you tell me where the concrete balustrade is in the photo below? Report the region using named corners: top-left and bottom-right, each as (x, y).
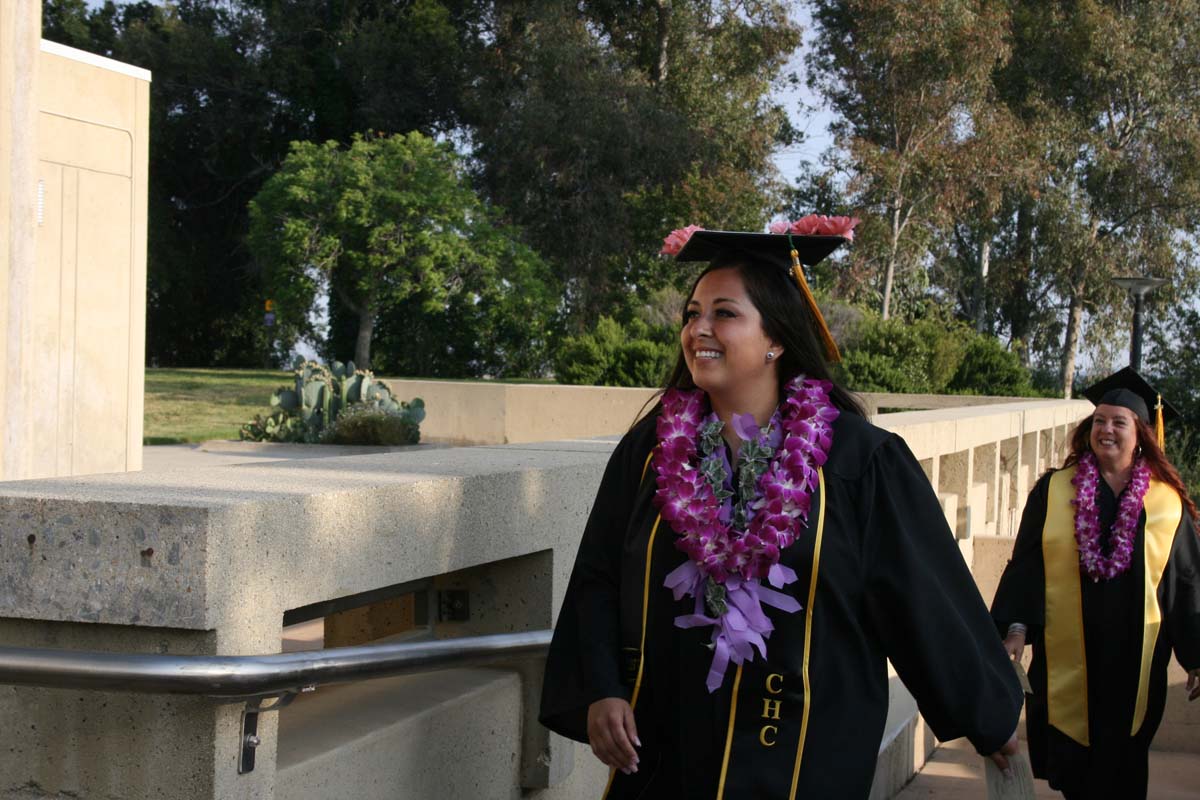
top-left (2, 393), bottom-right (1124, 800)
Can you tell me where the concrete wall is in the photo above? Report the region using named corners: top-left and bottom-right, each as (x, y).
top-left (0, 1), bottom-right (148, 483)
top-left (379, 378), bottom-right (659, 446)
top-left (0, 439), bottom-right (617, 799)
top-left (34, 41), bottom-right (150, 479)
top-left (381, 377), bottom-right (1055, 447)
top-left (0, 398), bottom-right (1104, 799)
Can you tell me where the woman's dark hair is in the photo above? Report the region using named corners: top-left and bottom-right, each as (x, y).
top-left (1064, 413), bottom-right (1199, 521)
top-left (636, 251), bottom-right (865, 424)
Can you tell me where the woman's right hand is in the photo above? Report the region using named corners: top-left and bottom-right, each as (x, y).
top-left (587, 697), bottom-right (640, 774)
top-left (1003, 630), bottom-right (1026, 662)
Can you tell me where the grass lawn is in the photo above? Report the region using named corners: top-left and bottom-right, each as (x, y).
top-left (143, 367), bottom-right (557, 445)
top-left (144, 368), bottom-right (291, 444)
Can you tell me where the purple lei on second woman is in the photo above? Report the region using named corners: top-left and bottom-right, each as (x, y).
top-left (1071, 450), bottom-right (1151, 582)
top-left (652, 376), bottom-right (838, 691)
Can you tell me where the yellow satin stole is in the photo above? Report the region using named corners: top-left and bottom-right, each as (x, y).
top-left (1042, 468), bottom-right (1182, 745)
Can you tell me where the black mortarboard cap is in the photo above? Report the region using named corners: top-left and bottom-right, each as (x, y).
top-left (673, 230), bottom-right (850, 362)
top-left (674, 230), bottom-right (849, 268)
top-left (1081, 367), bottom-right (1178, 427)
top-left (1084, 367), bottom-right (1176, 422)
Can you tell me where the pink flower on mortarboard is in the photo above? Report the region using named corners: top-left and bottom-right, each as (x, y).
top-left (768, 219), bottom-right (791, 234)
top-left (661, 224), bottom-right (705, 256)
top-left (787, 214), bottom-right (862, 241)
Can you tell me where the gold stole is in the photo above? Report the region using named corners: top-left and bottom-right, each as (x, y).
top-left (1042, 468), bottom-right (1182, 745)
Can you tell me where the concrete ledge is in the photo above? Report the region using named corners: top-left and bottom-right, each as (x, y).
top-left (198, 440), bottom-right (436, 456)
top-left (0, 443), bottom-right (613, 633)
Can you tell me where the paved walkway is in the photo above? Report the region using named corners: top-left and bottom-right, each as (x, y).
top-left (896, 739), bottom-right (1200, 799)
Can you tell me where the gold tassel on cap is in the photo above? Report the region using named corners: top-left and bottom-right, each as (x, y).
top-left (1155, 394), bottom-right (1165, 452)
top-left (789, 245), bottom-right (842, 363)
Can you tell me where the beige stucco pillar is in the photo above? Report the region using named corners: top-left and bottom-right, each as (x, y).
top-left (1, 24), bottom-right (149, 483)
top-left (0, 0), bottom-right (41, 481)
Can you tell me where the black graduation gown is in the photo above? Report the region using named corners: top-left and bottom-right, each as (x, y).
top-left (991, 470), bottom-right (1200, 799)
top-left (541, 409), bottom-right (1024, 799)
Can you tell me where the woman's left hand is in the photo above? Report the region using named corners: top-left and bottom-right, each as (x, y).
top-left (987, 732), bottom-right (1020, 778)
top-left (1188, 668), bottom-right (1200, 702)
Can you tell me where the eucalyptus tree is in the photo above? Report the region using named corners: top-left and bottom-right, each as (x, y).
top-left (806, 0), bottom-right (1012, 320)
top-left (998, 0), bottom-right (1200, 395)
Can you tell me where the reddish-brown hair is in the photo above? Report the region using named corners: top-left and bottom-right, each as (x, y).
top-left (1065, 414), bottom-right (1199, 522)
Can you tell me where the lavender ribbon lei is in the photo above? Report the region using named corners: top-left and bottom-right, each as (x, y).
top-left (665, 560), bottom-right (802, 692)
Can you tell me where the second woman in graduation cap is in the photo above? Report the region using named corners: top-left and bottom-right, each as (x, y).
top-left (991, 368), bottom-right (1200, 800)
top-left (540, 218), bottom-right (1024, 799)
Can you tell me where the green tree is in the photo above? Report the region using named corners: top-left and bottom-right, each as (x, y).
top-left (354, 223), bottom-right (561, 379)
top-left (249, 132), bottom-right (548, 368)
top-left (44, 0), bottom-right (473, 366)
top-left (467, 1), bottom-right (801, 323)
top-left (1146, 306), bottom-right (1200, 497)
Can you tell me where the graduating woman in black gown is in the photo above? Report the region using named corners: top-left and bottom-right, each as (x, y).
top-left (991, 369), bottom-right (1200, 800)
top-left (541, 222), bottom-right (1024, 799)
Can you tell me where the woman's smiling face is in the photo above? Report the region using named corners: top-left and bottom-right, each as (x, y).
top-left (1090, 403), bottom-right (1140, 469)
top-left (681, 268), bottom-right (779, 399)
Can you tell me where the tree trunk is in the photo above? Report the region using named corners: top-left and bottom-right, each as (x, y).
top-left (882, 203), bottom-right (901, 320)
top-left (1059, 275), bottom-right (1085, 398)
top-left (652, 0), bottom-right (670, 85)
top-left (975, 237), bottom-right (990, 333)
top-left (355, 309), bottom-right (375, 369)
top-left (1009, 200), bottom-right (1034, 367)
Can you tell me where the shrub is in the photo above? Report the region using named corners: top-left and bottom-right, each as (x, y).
top-left (554, 316), bottom-right (674, 387)
top-left (838, 317), bottom-right (959, 394)
top-left (838, 350), bottom-right (927, 394)
top-left (320, 404), bottom-right (421, 446)
top-left (946, 337), bottom-right (1033, 396)
top-left (839, 313), bottom-right (1035, 397)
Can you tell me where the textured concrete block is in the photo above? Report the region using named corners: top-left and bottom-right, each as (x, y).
top-left (276, 669), bottom-right (522, 800)
top-left (0, 500), bottom-right (211, 627)
top-left (0, 618), bottom-right (275, 800)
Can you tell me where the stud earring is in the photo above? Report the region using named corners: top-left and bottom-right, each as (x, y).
top-left (765, 351), bottom-right (775, 362)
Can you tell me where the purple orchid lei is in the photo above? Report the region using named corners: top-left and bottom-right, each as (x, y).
top-left (652, 376), bottom-right (838, 691)
top-left (1071, 450), bottom-right (1151, 582)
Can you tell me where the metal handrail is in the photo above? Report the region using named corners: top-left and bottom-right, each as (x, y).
top-left (0, 629), bottom-right (552, 699)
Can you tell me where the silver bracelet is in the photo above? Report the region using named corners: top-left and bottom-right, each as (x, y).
top-left (1006, 623), bottom-right (1028, 638)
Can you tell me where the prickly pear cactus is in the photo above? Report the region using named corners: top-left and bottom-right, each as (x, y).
top-left (241, 359), bottom-right (425, 444)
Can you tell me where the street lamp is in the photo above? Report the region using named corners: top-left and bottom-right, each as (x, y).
top-left (1111, 276), bottom-right (1168, 372)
